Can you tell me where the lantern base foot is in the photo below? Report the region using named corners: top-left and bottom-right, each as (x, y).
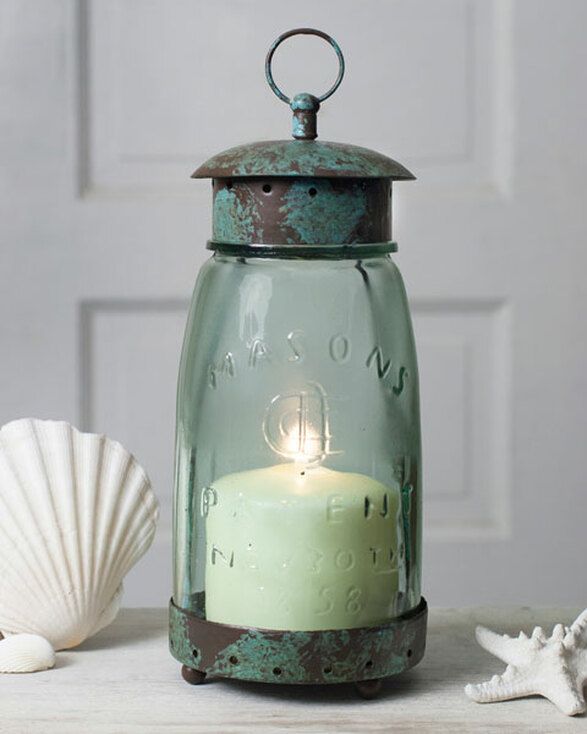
top-left (355, 678), bottom-right (383, 699)
top-left (170, 596), bottom-right (427, 687)
top-left (181, 665), bottom-right (207, 685)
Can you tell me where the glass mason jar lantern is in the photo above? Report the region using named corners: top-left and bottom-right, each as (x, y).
top-left (170, 29), bottom-right (427, 698)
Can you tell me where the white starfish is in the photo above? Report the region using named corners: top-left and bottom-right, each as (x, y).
top-left (465, 609), bottom-right (587, 716)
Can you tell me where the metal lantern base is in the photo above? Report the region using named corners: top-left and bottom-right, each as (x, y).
top-left (169, 597), bottom-right (427, 696)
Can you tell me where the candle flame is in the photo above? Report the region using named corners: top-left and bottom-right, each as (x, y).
top-left (284, 427), bottom-right (322, 466)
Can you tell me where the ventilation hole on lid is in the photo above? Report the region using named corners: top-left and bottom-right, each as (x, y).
top-left (229, 655), bottom-right (238, 665)
top-left (308, 187), bottom-right (317, 197)
top-left (323, 665), bottom-right (332, 675)
top-left (192, 648), bottom-right (200, 659)
top-left (262, 183), bottom-right (272, 193)
top-left (407, 649), bottom-right (413, 658)
top-left (365, 660), bottom-right (373, 669)
top-left (273, 667), bottom-right (282, 676)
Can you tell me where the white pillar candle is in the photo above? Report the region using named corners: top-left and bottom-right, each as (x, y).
top-left (204, 462), bottom-right (400, 630)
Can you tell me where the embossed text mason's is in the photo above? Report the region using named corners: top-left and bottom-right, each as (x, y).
top-left (170, 28), bottom-right (427, 698)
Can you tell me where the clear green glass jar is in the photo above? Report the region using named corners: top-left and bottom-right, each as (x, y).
top-left (173, 246), bottom-right (422, 630)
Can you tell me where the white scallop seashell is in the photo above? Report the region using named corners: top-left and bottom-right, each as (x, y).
top-left (0, 418), bottom-right (159, 650)
top-left (0, 634), bottom-right (55, 673)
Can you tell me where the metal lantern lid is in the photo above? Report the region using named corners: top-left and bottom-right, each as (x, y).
top-left (193, 29), bottom-right (415, 253)
top-left (193, 142), bottom-right (415, 181)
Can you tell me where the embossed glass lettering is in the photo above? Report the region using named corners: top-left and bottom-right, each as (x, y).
top-left (287, 330), bottom-right (305, 362)
top-left (345, 586), bottom-right (362, 614)
top-left (200, 486), bottom-right (218, 517)
top-left (364, 493), bottom-right (388, 519)
top-left (307, 547), bottom-right (324, 574)
top-left (370, 546), bottom-right (396, 575)
top-left (329, 333), bottom-right (351, 363)
top-left (315, 586), bottom-right (334, 615)
top-left (366, 346), bottom-right (392, 379)
top-left (209, 352), bottom-right (236, 388)
top-left (248, 338), bottom-right (271, 367)
top-left (381, 493), bottom-right (389, 518)
top-left (392, 366), bottom-right (408, 395)
top-left (211, 545), bottom-right (234, 567)
top-left (334, 549), bottom-right (356, 571)
top-left (326, 494), bottom-right (345, 522)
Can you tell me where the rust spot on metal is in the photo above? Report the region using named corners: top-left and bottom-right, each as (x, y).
top-left (170, 596), bottom-right (428, 685)
top-left (192, 140), bottom-right (415, 181)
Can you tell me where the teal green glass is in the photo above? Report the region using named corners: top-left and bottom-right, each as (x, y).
top-left (173, 249), bottom-right (422, 632)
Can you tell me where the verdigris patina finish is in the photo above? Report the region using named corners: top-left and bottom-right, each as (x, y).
top-left (209, 176), bottom-right (394, 247)
top-left (193, 140), bottom-right (415, 180)
top-left (169, 597), bottom-right (427, 686)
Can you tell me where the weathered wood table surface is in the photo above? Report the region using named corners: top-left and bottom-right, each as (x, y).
top-left (2, 607), bottom-right (584, 733)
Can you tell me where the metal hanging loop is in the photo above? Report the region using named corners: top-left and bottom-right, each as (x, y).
top-left (265, 28), bottom-right (345, 105)
top-left (265, 28), bottom-right (345, 139)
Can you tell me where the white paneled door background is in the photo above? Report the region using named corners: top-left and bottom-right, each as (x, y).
top-left (1, 0), bottom-right (586, 607)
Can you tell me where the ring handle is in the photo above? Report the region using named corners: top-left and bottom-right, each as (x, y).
top-left (265, 28), bottom-right (345, 106)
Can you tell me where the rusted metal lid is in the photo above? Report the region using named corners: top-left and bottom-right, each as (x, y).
top-left (192, 29), bottom-right (414, 182)
top-left (192, 140), bottom-right (415, 180)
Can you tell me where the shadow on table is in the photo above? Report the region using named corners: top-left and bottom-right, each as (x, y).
top-left (218, 669), bottom-right (426, 704)
top-left (74, 610), bottom-right (167, 652)
top-left (52, 654), bottom-right (77, 670)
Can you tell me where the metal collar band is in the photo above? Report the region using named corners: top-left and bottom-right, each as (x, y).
top-left (170, 597), bottom-right (428, 685)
